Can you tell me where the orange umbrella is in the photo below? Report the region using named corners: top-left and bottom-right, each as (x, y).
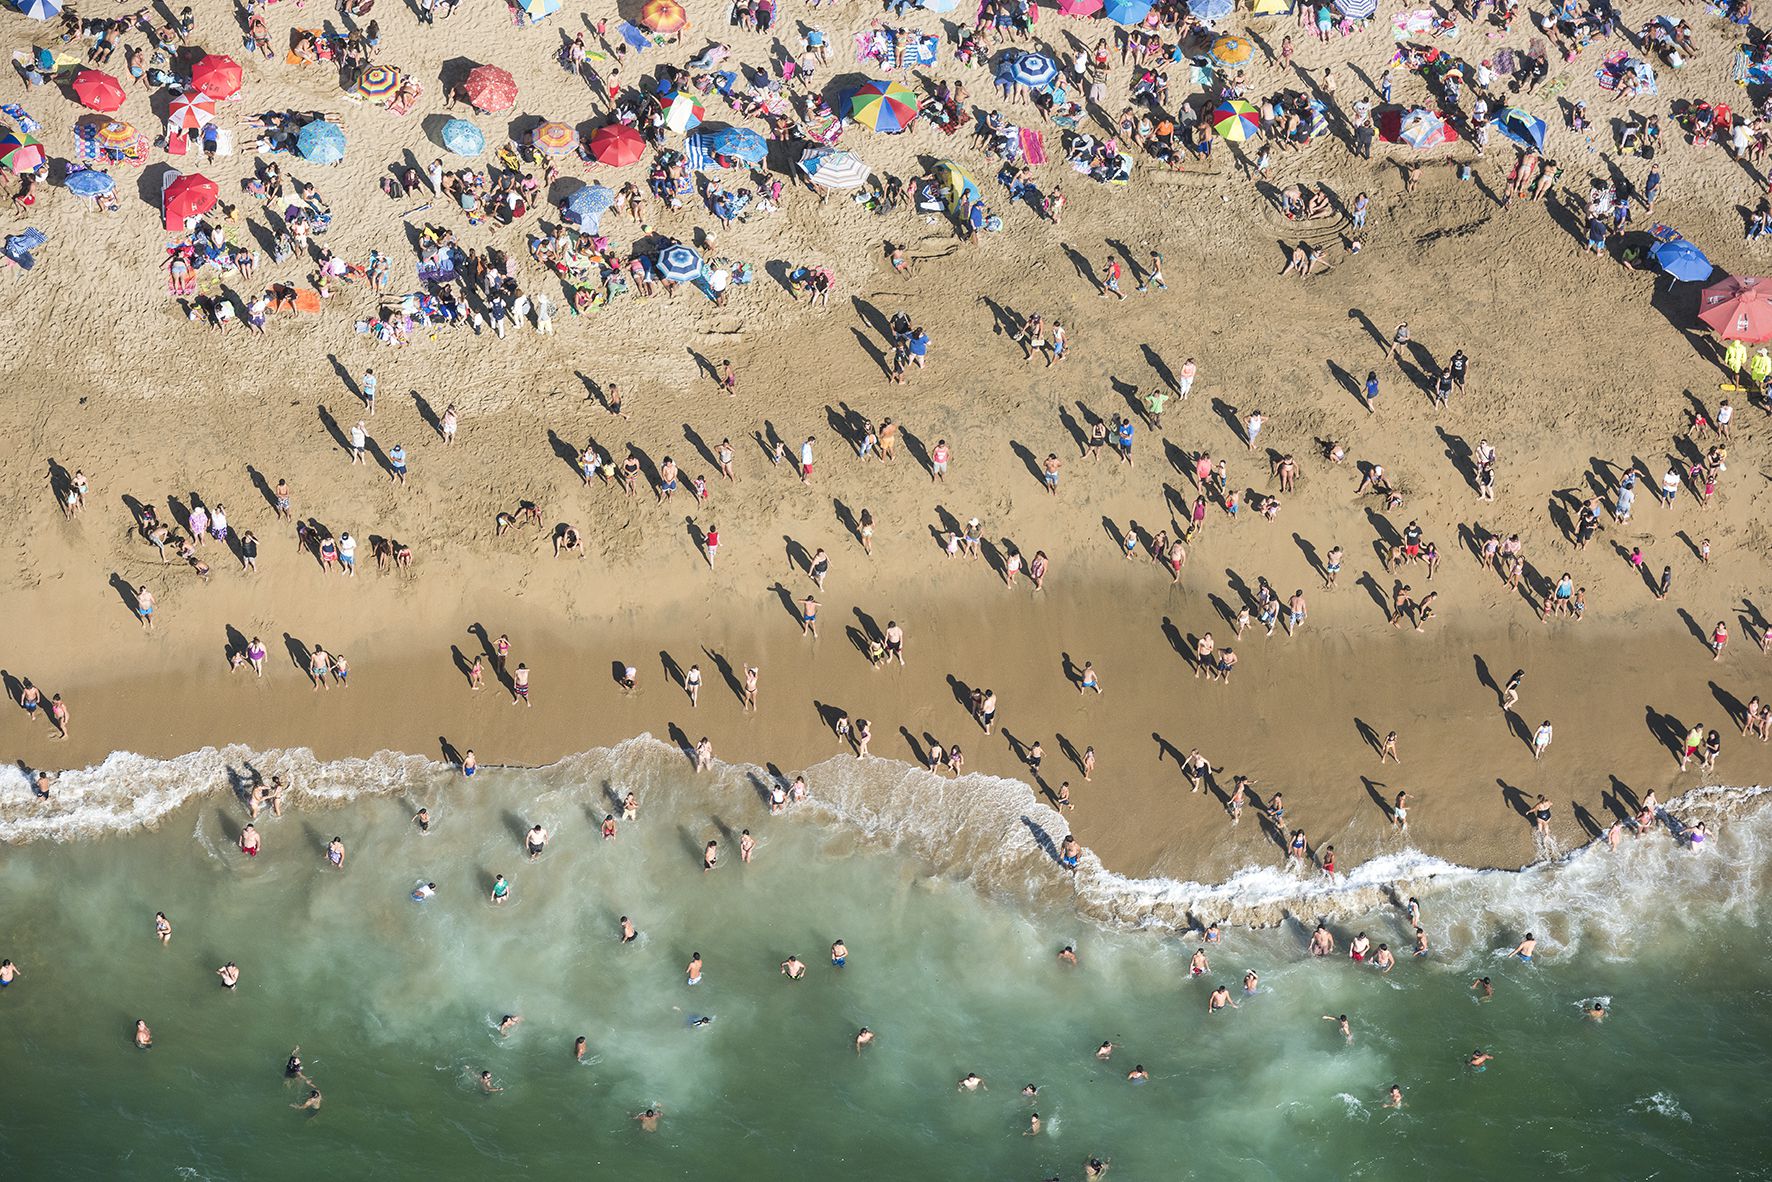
top-left (463, 64), bottom-right (518, 113)
top-left (1699, 276), bottom-right (1772, 342)
top-left (71, 68), bottom-right (126, 112)
top-left (641, 0), bottom-right (688, 32)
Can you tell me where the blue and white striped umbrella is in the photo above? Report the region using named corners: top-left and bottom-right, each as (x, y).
top-left (1004, 52), bottom-right (1059, 88)
top-left (656, 244), bottom-right (703, 283)
top-left (1191, 0), bottom-right (1234, 23)
top-left (1334, 0), bottom-right (1377, 17)
top-left (799, 148), bottom-right (871, 189)
top-left (20, 0), bottom-right (62, 19)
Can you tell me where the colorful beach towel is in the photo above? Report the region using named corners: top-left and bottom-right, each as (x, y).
top-left (1019, 127), bottom-right (1047, 165)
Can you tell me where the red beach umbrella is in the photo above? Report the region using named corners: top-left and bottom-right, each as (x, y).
top-left (1699, 276), bottom-right (1772, 342)
top-left (588, 122), bottom-right (645, 166)
top-left (163, 171), bottom-right (219, 230)
top-left (71, 68), bottom-right (126, 112)
top-left (463, 65), bottom-right (519, 113)
top-left (191, 54), bottom-right (243, 100)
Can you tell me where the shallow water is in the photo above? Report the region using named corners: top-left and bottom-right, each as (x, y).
top-left (2, 741), bottom-right (1770, 1179)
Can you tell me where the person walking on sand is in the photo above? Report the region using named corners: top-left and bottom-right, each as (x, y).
top-left (1532, 719), bottom-right (1553, 759)
top-left (511, 663), bottom-right (530, 706)
top-left (135, 586), bottom-right (156, 631)
top-left (800, 596), bottom-right (819, 638)
top-left (1386, 322), bottom-right (1410, 366)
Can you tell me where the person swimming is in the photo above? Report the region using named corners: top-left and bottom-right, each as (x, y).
top-left (411, 882), bottom-right (437, 902)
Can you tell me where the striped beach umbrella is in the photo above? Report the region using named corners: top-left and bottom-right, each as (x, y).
top-left (440, 118), bottom-right (485, 155)
top-left (520, 0), bottom-right (561, 17)
top-left (20, 0), bottom-right (62, 20)
top-left (72, 69), bottom-right (126, 112)
top-left (1209, 35), bottom-right (1255, 68)
top-left (1005, 52), bottom-right (1059, 88)
top-left (297, 119), bottom-right (346, 163)
top-left (355, 64), bottom-right (402, 101)
top-left (1102, 0), bottom-right (1152, 23)
top-left (0, 131), bottom-right (45, 172)
top-left (191, 54), bottom-right (243, 100)
top-left (664, 93), bottom-right (704, 133)
top-left (798, 147), bottom-right (870, 189)
top-left (95, 120), bottom-right (139, 150)
top-left (641, 0), bottom-right (688, 32)
top-left (168, 91), bottom-right (217, 130)
top-left (589, 122), bottom-right (645, 165)
top-left (846, 79), bottom-right (919, 133)
top-left (656, 244), bottom-right (702, 282)
top-left (464, 64), bottom-right (518, 113)
top-left (531, 121), bottom-right (579, 157)
top-left (1334, 0), bottom-right (1378, 17)
top-left (1210, 99), bottom-right (1260, 141)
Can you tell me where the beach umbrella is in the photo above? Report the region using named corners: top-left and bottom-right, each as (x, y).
top-left (934, 159), bottom-right (979, 211)
top-left (19, 0), bottom-right (61, 19)
top-left (63, 168), bottom-right (114, 197)
top-left (0, 131), bottom-right (46, 172)
top-left (697, 125), bottom-right (768, 164)
top-left (1192, 0), bottom-right (1235, 23)
top-left (846, 79), bottom-right (919, 134)
top-left (798, 147), bottom-right (870, 189)
top-left (163, 171), bottom-right (218, 229)
top-left (588, 122), bottom-right (645, 165)
top-left (440, 117), bottom-right (485, 156)
top-left (641, 0), bottom-right (688, 32)
top-left (1209, 35), bottom-right (1255, 68)
top-left (1699, 276), bottom-right (1772, 341)
top-left (1004, 52), bottom-right (1059, 88)
top-left (191, 54), bottom-right (243, 100)
top-left (1334, 0), bottom-right (1377, 16)
top-left (656, 243), bottom-right (703, 282)
top-left (531, 120), bottom-right (579, 157)
top-left (1057, 0), bottom-right (1104, 12)
top-left (71, 69), bottom-right (126, 112)
top-left (921, 0), bottom-right (963, 10)
top-left (168, 91), bottom-right (217, 130)
top-left (94, 120), bottom-right (138, 151)
top-left (562, 181), bottom-right (616, 227)
top-left (1650, 238), bottom-right (1713, 284)
top-left (355, 64), bottom-right (403, 101)
top-left (520, 0), bottom-right (561, 17)
top-left (297, 120), bottom-right (346, 163)
top-left (464, 64), bottom-right (518, 113)
top-left (1210, 99), bottom-right (1260, 141)
top-left (1493, 107), bottom-right (1546, 152)
top-left (1102, 0), bottom-right (1152, 23)
top-left (664, 93), bottom-right (705, 133)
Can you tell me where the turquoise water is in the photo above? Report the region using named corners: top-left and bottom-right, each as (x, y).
top-left (1, 741), bottom-right (1769, 1179)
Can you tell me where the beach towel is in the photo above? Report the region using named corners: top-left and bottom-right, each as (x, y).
top-left (1595, 49), bottom-right (1626, 89)
top-left (4, 228), bottom-right (46, 270)
top-left (293, 288), bottom-right (322, 313)
top-left (619, 20), bottom-right (653, 51)
top-left (895, 31), bottom-right (939, 70)
top-left (1, 103), bottom-right (42, 135)
top-left (1019, 127), bottom-right (1047, 165)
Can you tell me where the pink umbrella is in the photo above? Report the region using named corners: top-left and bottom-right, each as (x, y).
top-left (1058, 0), bottom-right (1104, 13)
top-left (168, 91), bottom-right (217, 131)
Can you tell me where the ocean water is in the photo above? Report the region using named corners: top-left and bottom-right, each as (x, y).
top-left (1, 740), bottom-right (1769, 1180)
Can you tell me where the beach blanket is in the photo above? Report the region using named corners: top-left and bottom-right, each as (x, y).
top-left (1733, 46), bottom-right (1772, 86)
top-left (1019, 127), bottom-right (1047, 165)
top-left (1595, 49), bottom-right (1627, 89)
top-left (854, 28), bottom-right (939, 70)
top-left (1, 103), bottom-right (42, 135)
top-left (618, 20), bottom-right (653, 51)
top-left (4, 228), bottom-right (46, 270)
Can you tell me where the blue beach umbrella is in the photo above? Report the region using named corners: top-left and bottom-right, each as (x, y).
top-left (656, 243), bottom-right (702, 282)
top-left (1102, 0), bottom-right (1152, 22)
top-left (1494, 107), bottom-right (1546, 152)
top-left (520, 0), bottom-right (561, 17)
top-left (563, 181), bottom-right (615, 227)
top-left (1650, 238), bottom-right (1713, 283)
top-left (64, 169), bottom-right (115, 196)
top-left (20, 0), bottom-right (62, 19)
top-left (296, 120), bottom-right (346, 164)
top-left (1004, 52), bottom-right (1059, 88)
top-left (440, 117), bottom-right (485, 156)
top-left (1191, 0), bottom-right (1235, 23)
top-left (697, 125), bottom-right (768, 164)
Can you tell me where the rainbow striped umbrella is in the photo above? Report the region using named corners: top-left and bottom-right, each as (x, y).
top-left (641, 0), bottom-right (688, 32)
top-left (0, 131), bottom-right (45, 172)
top-left (96, 120), bottom-right (139, 150)
top-left (531, 121), bottom-right (579, 156)
top-left (1210, 99), bottom-right (1260, 141)
top-left (168, 91), bottom-right (217, 130)
top-left (664, 93), bottom-right (704, 133)
top-left (355, 64), bottom-right (402, 100)
top-left (846, 79), bottom-right (919, 134)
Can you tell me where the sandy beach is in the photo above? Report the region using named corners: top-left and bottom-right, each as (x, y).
top-left (3, 0), bottom-right (1770, 891)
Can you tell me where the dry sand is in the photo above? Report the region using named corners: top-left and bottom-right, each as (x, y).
top-left (3, 0), bottom-right (1771, 887)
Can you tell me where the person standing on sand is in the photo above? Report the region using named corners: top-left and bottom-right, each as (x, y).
top-left (743, 665), bottom-right (758, 711)
top-left (1532, 720), bottom-right (1553, 759)
top-left (135, 586), bottom-right (156, 631)
top-left (511, 663), bottom-right (530, 706)
top-left (1380, 731), bottom-right (1400, 763)
top-left (800, 596), bottom-right (819, 638)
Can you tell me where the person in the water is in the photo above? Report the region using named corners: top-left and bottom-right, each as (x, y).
top-left (1058, 945), bottom-right (1078, 965)
top-left (1059, 834), bottom-right (1081, 870)
top-left (1208, 985), bottom-right (1236, 1013)
top-left (1025, 1112), bottom-right (1042, 1136)
top-left (1586, 1002), bottom-right (1607, 1022)
top-left (1323, 1014), bottom-right (1351, 1042)
top-left (703, 840), bottom-right (718, 872)
top-left (574, 1037), bottom-right (588, 1061)
top-left (413, 807), bottom-right (430, 833)
top-left (1244, 969), bottom-right (1259, 995)
top-left (134, 1019), bottom-right (153, 1049)
top-left (634, 1106), bottom-right (663, 1131)
top-left (781, 955), bottom-right (806, 979)
top-left (686, 952), bottom-right (703, 985)
top-left (619, 916), bottom-right (637, 943)
top-left (0, 959), bottom-right (20, 986)
top-left (1189, 948), bottom-right (1210, 976)
top-left (291, 1088), bottom-right (322, 1111)
top-left (1468, 1049), bottom-right (1495, 1070)
top-left (1384, 1084), bottom-right (1403, 1108)
top-left (1471, 977), bottom-right (1493, 999)
top-left (1372, 944), bottom-right (1395, 972)
top-left (1021, 1083), bottom-right (1039, 1097)
top-left (525, 824), bottom-right (549, 860)
top-left (854, 1027), bottom-right (874, 1054)
top-left (1308, 924), bottom-right (1335, 956)
top-left (1095, 1040), bottom-right (1114, 1061)
top-left (285, 1047), bottom-right (304, 1078)
top-left (490, 874), bottom-right (510, 904)
top-left (1512, 934), bottom-right (1537, 962)
top-left (216, 962), bottom-right (240, 989)
top-left (830, 940), bottom-right (848, 967)
top-left (497, 1014), bottom-right (522, 1035)
top-left (476, 1070), bottom-right (502, 1094)
top-left (412, 882), bottom-right (436, 902)
top-left (957, 1072), bottom-right (987, 1092)
top-left (1127, 1065), bottom-right (1149, 1081)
